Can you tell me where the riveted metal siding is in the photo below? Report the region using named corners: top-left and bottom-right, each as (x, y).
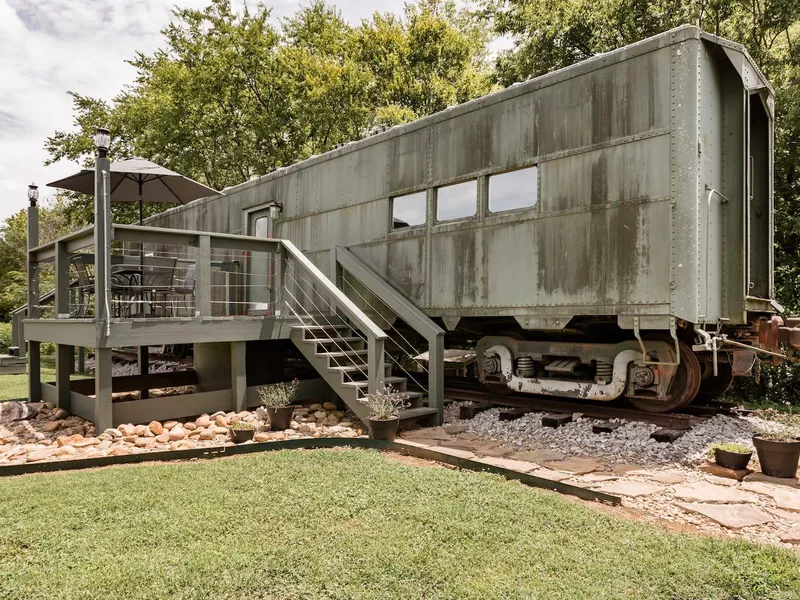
top-left (144, 27), bottom-right (771, 327)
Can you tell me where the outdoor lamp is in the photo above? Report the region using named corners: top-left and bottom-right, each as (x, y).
top-left (27, 183), bottom-right (38, 207)
top-left (94, 127), bottom-right (111, 156)
top-left (267, 201), bottom-right (283, 220)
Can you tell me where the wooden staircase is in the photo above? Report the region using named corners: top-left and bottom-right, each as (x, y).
top-left (290, 322), bottom-right (438, 424)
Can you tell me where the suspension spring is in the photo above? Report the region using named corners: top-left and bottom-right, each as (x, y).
top-left (515, 356), bottom-right (536, 378)
top-left (595, 360), bottom-right (613, 383)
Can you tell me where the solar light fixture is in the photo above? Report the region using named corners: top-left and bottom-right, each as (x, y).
top-left (27, 183), bottom-right (38, 207)
top-left (267, 201), bottom-right (283, 220)
top-left (94, 127), bottom-right (111, 156)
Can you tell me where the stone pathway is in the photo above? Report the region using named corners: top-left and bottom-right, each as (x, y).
top-left (400, 420), bottom-right (800, 550)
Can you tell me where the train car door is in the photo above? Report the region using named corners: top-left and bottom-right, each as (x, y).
top-left (746, 92), bottom-right (773, 300)
top-left (246, 208), bottom-right (273, 315)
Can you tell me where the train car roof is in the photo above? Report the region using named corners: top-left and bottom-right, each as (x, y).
top-left (148, 25), bottom-right (772, 222)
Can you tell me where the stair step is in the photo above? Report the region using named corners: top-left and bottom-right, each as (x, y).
top-left (305, 337), bottom-right (362, 345)
top-left (319, 349), bottom-right (368, 358)
top-left (342, 376), bottom-right (407, 389)
top-left (292, 324), bottom-right (351, 332)
top-left (329, 364), bottom-right (391, 373)
top-left (398, 407), bottom-right (438, 420)
top-left (400, 391), bottom-right (424, 400)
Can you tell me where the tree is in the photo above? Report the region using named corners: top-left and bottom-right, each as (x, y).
top-left (45, 0), bottom-right (494, 195)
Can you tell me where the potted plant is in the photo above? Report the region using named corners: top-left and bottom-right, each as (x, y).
top-left (753, 430), bottom-right (800, 478)
top-left (229, 421), bottom-right (255, 444)
top-left (360, 384), bottom-right (409, 442)
top-left (708, 442), bottom-right (752, 470)
top-left (257, 379), bottom-right (300, 431)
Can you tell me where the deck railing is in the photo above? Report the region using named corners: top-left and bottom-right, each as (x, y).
top-left (24, 223), bottom-right (390, 395)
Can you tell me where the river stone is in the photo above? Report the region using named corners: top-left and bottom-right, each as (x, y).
top-left (168, 427), bottom-right (186, 441)
top-left (183, 422), bottom-right (197, 431)
top-left (672, 482), bottom-right (761, 504)
top-left (595, 480), bottom-right (662, 497)
top-left (155, 433), bottom-right (170, 444)
top-left (254, 432), bottom-right (270, 442)
top-left (196, 415), bottom-right (211, 428)
top-left (26, 448), bottom-right (54, 462)
top-left (43, 421), bottom-right (63, 433)
top-left (134, 437), bottom-right (154, 448)
top-left (148, 421), bottom-right (164, 435)
top-left (104, 428), bottom-right (123, 438)
top-left (543, 457), bottom-right (603, 475)
top-left (199, 429), bottom-right (215, 441)
top-left (164, 421), bottom-right (179, 430)
top-left (53, 408), bottom-right (69, 420)
top-left (134, 425), bottom-right (148, 437)
top-left (676, 502), bottom-right (774, 529)
top-left (110, 447), bottom-right (132, 456)
top-left (97, 440), bottom-right (112, 451)
top-left (322, 401), bottom-right (337, 411)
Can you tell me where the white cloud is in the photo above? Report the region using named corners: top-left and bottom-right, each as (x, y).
top-left (0, 0), bottom-right (410, 223)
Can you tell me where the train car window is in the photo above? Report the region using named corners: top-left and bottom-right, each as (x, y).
top-left (436, 180), bottom-right (477, 221)
top-left (488, 166), bottom-right (538, 213)
top-left (391, 191), bottom-right (427, 229)
top-left (253, 216), bottom-right (269, 238)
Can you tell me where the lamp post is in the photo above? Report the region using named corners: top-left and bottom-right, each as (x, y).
top-left (26, 183), bottom-right (40, 400)
top-left (27, 183), bottom-right (39, 207)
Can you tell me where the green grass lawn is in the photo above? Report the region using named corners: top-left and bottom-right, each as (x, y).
top-left (0, 355), bottom-right (90, 402)
top-left (0, 449), bottom-right (798, 599)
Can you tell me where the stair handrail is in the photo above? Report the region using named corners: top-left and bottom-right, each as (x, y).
top-left (335, 246), bottom-right (445, 423)
top-left (281, 240), bottom-right (387, 395)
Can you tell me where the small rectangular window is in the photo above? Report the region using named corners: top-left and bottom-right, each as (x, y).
top-left (488, 166), bottom-right (538, 213)
top-left (392, 191), bottom-right (427, 229)
top-left (436, 180), bottom-right (477, 222)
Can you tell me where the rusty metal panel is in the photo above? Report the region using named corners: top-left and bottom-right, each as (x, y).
top-left (540, 135), bottom-right (670, 213)
top-left (485, 220), bottom-right (537, 307)
top-left (430, 228), bottom-right (485, 308)
top-left (536, 201), bottom-right (672, 308)
top-left (386, 235), bottom-right (427, 306)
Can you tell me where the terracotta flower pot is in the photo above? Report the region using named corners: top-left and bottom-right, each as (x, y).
top-left (266, 405), bottom-right (295, 431)
top-left (753, 436), bottom-right (800, 478)
top-left (714, 448), bottom-right (752, 471)
top-left (230, 428), bottom-right (255, 444)
top-left (368, 416), bottom-right (399, 441)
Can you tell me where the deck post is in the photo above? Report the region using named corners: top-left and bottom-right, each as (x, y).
top-left (231, 341), bottom-right (247, 412)
top-left (77, 347), bottom-right (85, 374)
top-left (54, 241), bottom-right (70, 318)
top-left (428, 332), bottom-right (445, 425)
top-left (196, 235), bottom-right (211, 316)
top-left (138, 346), bottom-right (149, 399)
top-left (367, 335), bottom-right (385, 395)
top-left (94, 152), bottom-right (112, 325)
top-left (274, 245), bottom-right (287, 318)
top-left (94, 348), bottom-right (113, 432)
top-left (56, 344), bottom-right (73, 411)
top-left (27, 190), bottom-right (40, 403)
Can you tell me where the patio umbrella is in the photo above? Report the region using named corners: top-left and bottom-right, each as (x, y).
top-left (47, 157), bottom-right (219, 225)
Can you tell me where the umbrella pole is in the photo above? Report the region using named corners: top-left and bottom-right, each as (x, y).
top-left (138, 180), bottom-right (144, 317)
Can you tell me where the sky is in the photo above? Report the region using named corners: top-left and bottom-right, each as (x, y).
top-left (0, 0), bottom-right (423, 223)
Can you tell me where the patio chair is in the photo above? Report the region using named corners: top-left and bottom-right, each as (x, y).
top-left (141, 256), bottom-right (177, 317)
top-left (170, 263), bottom-right (196, 316)
top-left (71, 255), bottom-right (94, 318)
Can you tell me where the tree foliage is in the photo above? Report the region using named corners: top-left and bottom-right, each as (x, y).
top-left (45, 0), bottom-right (493, 195)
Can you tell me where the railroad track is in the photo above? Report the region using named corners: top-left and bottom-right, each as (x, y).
top-left (431, 376), bottom-right (744, 430)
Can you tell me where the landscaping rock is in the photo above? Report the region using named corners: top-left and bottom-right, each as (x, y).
top-left (595, 480), bottom-right (662, 498)
top-left (164, 421), bottom-right (179, 430)
top-left (405, 427), bottom-right (452, 441)
top-left (443, 424), bottom-right (467, 435)
top-left (742, 472), bottom-right (799, 487)
top-left (477, 456), bottom-right (536, 473)
top-left (513, 449), bottom-right (565, 463)
top-left (699, 462), bottom-right (752, 482)
top-left (313, 411), bottom-right (327, 420)
top-left (476, 446), bottom-right (514, 458)
top-left (672, 482), bottom-right (761, 504)
top-left (676, 502), bottom-right (774, 529)
top-left (0, 402), bottom-right (40, 424)
top-left (104, 428), bottom-right (123, 438)
top-left (196, 415), bottom-right (211, 428)
top-left (148, 421), bottom-right (164, 435)
top-left (543, 458), bottom-right (603, 475)
top-left (155, 433), bottom-right (170, 444)
top-left (199, 429), bottom-right (215, 441)
top-left (53, 408), bottom-right (69, 420)
top-left (254, 432), bottom-right (270, 442)
top-left (322, 401), bottom-right (337, 411)
top-left (26, 448), bottom-right (54, 462)
top-left (168, 427), bottom-right (186, 441)
top-left (57, 434), bottom-right (84, 447)
top-left (741, 482), bottom-right (800, 512)
top-left (184, 422), bottom-right (197, 431)
top-left (134, 437), bottom-right (154, 448)
top-left (528, 468), bottom-right (571, 482)
top-left (42, 421), bottom-right (62, 433)
top-left (110, 447), bottom-right (132, 456)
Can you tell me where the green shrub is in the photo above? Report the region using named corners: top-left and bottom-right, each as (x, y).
top-left (728, 361), bottom-right (800, 407)
top-left (0, 322), bottom-right (12, 354)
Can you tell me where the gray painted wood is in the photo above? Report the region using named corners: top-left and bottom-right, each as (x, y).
top-left (231, 341), bottom-right (247, 412)
top-left (94, 347), bottom-right (113, 432)
top-left (56, 344), bottom-right (73, 411)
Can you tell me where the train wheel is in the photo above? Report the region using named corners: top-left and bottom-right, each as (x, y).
top-left (627, 338), bottom-right (702, 413)
top-left (694, 361), bottom-right (734, 402)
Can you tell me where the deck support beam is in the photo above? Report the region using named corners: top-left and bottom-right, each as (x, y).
top-left (94, 348), bottom-right (113, 432)
top-left (231, 341), bottom-right (247, 412)
top-left (138, 346), bottom-right (149, 400)
top-left (56, 344), bottom-right (73, 411)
